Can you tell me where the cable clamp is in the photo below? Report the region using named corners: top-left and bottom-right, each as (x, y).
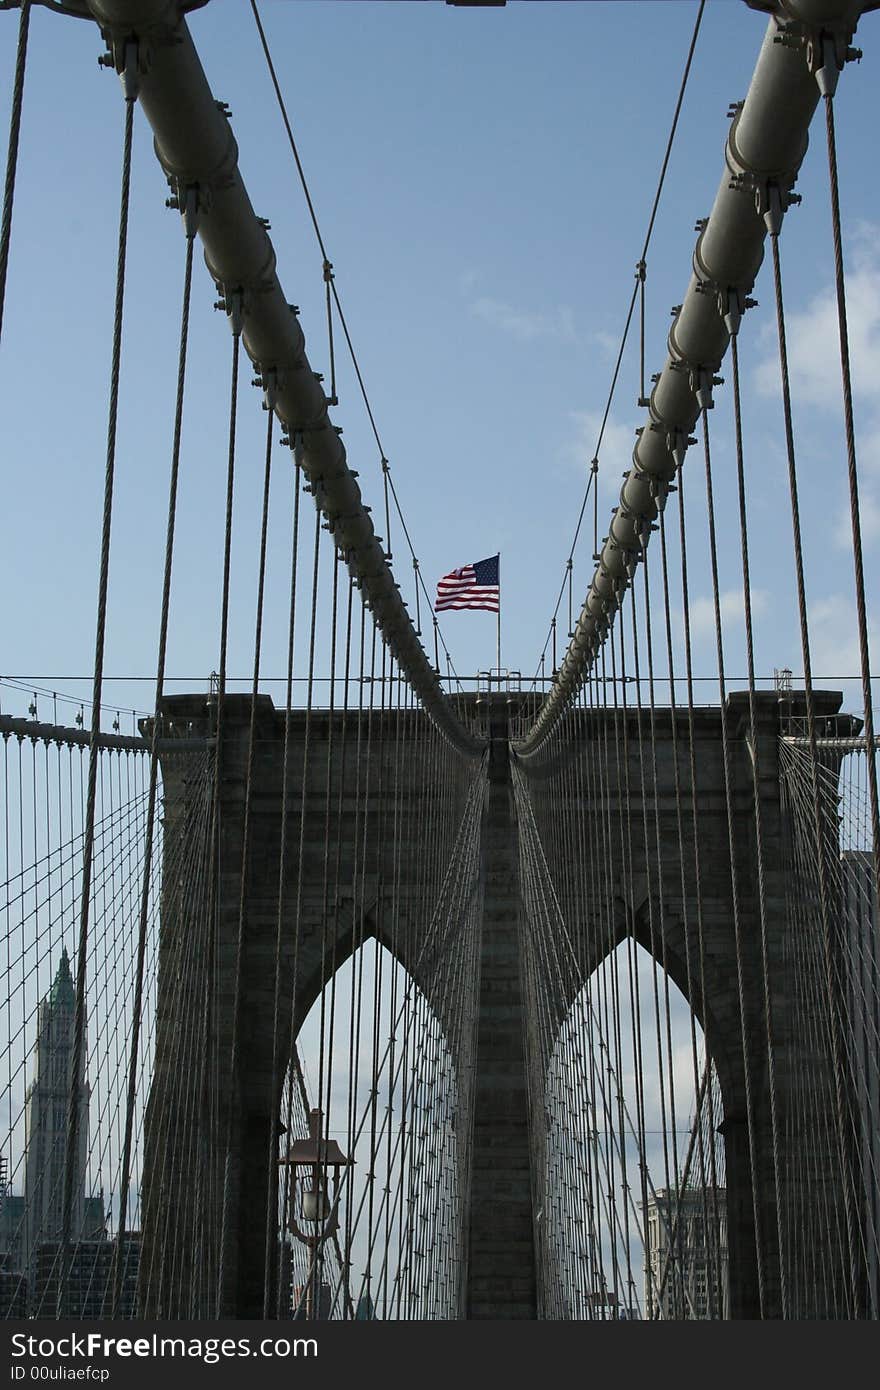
top-left (165, 178), bottom-right (207, 238)
top-left (280, 428), bottom-right (306, 454)
top-left (755, 178), bottom-right (801, 236)
top-left (689, 366), bottom-right (719, 411)
top-left (98, 34), bottom-right (146, 104)
top-left (213, 285), bottom-right (244, 338)
top-left (666, 428), bottom-right (690, 470)
top-left (795, 26), bottom-right (861, 97)
top-left (720, 287), bottom-right (743, 336)
top-left (250, 366), bottom-right (278, 411)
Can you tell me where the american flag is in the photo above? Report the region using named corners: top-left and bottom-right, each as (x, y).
top-left (435, 554), bottom-right (500, 613)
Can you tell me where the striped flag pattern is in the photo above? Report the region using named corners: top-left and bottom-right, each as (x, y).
top-left (435, 554), bottom-right (500, 613)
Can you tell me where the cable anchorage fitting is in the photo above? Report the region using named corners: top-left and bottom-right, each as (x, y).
top-left (213, 285), bottom-right (244, 338)
top-left (666, 428), bottom-right (697, 470)
top-left (758, 180), bottom-right (800, 237)
top-left (810, 32), bottom-right (860, 96)
top-left (690, 366), bottom-right (723, 411)
top-left (695, 279), bottom-right (758, 336)
top-left (775, 22), bottom-right (862, 98)
top-left (97, 34), bottom-right (144, 104)
top-left (719, 287), bottom-right (757, 337)
top-left (164, 179), bottom-right (202, 239)
top-left (728, 171), bottom-right (801, 235)
top-left (251, 366), bottom-right (278, 412)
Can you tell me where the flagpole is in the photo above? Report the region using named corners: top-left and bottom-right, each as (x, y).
top-left (496, 552), bottom-right (501, 696)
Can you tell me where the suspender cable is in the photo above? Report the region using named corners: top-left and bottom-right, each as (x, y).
top-left (82, 0), bottom-right (477, 754)
top-left (218, 399), bottom-right (275, 1314)
top-left (729, 331), bottom-right (788, 1317)
top-left (198, 317), bottom-right (242, 1314)
top-left (112, 218), bottom-right (196, 1318)
top-left (700, 405), bottom-right (767, 1316)
top-left (59, 63), bottom-right (137, 1317)
top-left (262, 445), bottom-right (303, 1316)
top-left (519, 0), bottom-right (872, 754)
top-left (822, 84), bottom-right (880, 918)
top-left (0, 0), bottom-right (30, 344)
top-left (770, 226), bottom-right (862, 1317)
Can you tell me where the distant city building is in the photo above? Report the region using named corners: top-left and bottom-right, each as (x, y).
top-left (355, 1292), bottom-right (375, 1320)
top-left (0, 1186), bottom-right (26, 1283)
top-left (582, 1287), bottom-right (641, 1320)
top-left (0, 1263), bottom-right (28, 1317)
top-left (30, 1234), bottom-right (140, 1319)
top-left (24, 949), bottom-right (105, 1269)
top-left (643, 1187), bottom-right (728, 1319)
top-left (841, 850), bottom-right (880, 1316)
top-left (292, 1279), bottom-right (333, 1319)
top-left (0, 1192), bottom-right (28, 1316)
top-left (0, 1159), bottom-right (28, 1316)
top-left (1, 950), bottom-right (121, 1316)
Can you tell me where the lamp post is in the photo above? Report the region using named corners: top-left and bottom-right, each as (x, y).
top-left (279, 1107), bottom-right (351, 1318)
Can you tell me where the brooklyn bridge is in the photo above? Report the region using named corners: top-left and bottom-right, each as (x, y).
top-left (1, 0), bottom-right (878, 1321)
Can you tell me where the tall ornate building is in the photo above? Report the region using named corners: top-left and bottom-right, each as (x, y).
top-left (23, 949), bottom-right (103, 1269)
top-left (643, 1187), bottom-right (728, 1320)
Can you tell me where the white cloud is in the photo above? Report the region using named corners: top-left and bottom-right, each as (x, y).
top-left (458, 268), bottom-right (480, 296)
top-left (592, 328), bottom-right (621, 362)
top-left (829, 415), bottom-right (880, 550)
top-left (686, 587), bottom-right (769, 641)
top-left (471, 295), bottom-right (577, 343)
top-left (566, 409), bottom-right (636, 499)
top-left (833, 487), bottom-right (880, 549)
top-left (807, 593), bottom-right (880, 680)
top-left (754, 221), bottom-right (880, 409)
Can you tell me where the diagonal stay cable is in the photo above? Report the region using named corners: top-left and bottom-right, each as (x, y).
top-left (59, 62), bottom-right (137, 1318)
top-left (533, 0), bottom-right (706, 678)
top-left (0, 0), bottom-right (31, 345)
top-left (248, 0), bottom-right (466, 689)
top-left (112, 215), bottom-right (196, 1319)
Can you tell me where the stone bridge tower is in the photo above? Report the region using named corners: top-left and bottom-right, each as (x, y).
top-left (141, 689), bottom-right (862, 1319)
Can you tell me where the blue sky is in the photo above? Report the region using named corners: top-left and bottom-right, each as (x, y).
top-left (1, 0), bottom-right (878, 723)
top-left (3, 2), bottom-right (878, 1302)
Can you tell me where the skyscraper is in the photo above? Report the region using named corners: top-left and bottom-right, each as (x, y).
top-left (643, 1187), bottom-right (728, 1320)
top-left (23, 949), bottom-right (104, 1271)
